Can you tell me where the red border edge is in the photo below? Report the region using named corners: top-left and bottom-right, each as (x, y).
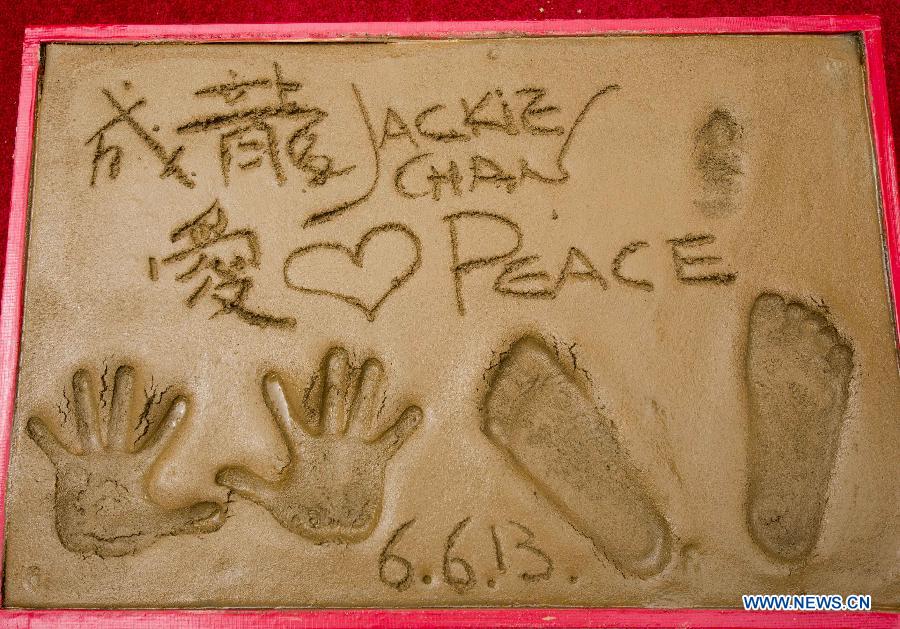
top-left (1, 16), bottom-right (898, 628)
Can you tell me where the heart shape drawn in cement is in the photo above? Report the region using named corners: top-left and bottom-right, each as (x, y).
top-left (283, 223), bottom-right (422, 322)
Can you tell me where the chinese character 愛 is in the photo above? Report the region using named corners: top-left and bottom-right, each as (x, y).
top-left (158, 200), bottom-right (295, 329)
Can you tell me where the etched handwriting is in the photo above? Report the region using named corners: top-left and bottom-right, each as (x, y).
top-left (283, 223), bottom-right (422, 321)
top-left (158, 200), bottom-right (296, 329)
top-left (177, 64), bottom-right (354, 187)
top-left (307, 84), bottom-right (620, 225)
top-left (444, 210), bottom-right (736, 315)
top-left (667, 233), bottom-right (737, 285)
top-left (86, 83), bottom-right (195, 188)
top-left (378, 517), bottom-right (554, 592)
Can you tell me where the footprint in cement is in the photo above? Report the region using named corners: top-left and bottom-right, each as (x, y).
top-left (745, 293), bottom-right (853, 562)
top-left (482, 335), bottom-right (672, 578)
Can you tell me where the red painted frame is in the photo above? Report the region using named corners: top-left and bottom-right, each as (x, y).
top-left (1, 17), bottom-right (898, 628)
